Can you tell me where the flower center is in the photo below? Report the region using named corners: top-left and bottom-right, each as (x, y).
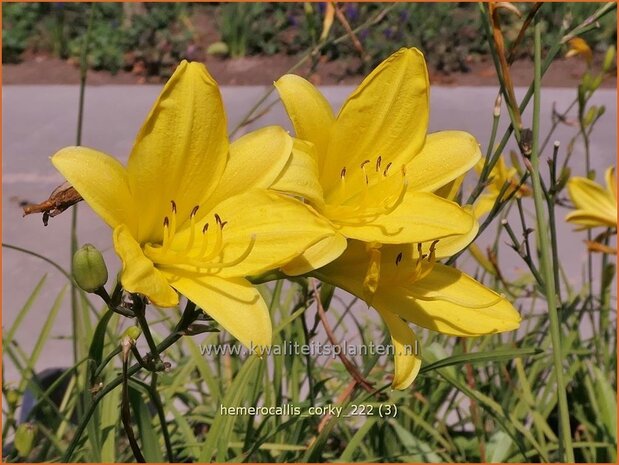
top-left (362, 241), bottom-right (438, 303)
top-left (144, 200), bottom-right (255, 272)
top-left (393, 241), bottom-right (439, 284)
top-left (324, 156), bottom-right (408, 227)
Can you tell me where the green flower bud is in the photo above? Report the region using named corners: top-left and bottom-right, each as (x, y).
top-left (123, 326), bottom-right (142, 342)
top-left (603, 46), bottom-right (616, 73)
top-left (15, 423), bottom-right (36, 457)
top-left (6, 389), bottom-right (20, 407)
top-left (72, 244), bottom-right (108, 293)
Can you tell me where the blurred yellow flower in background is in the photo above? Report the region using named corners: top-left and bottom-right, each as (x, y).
top-left (473, 155), bottom-right (530, 218)
top-left (566, 167), bottom-right (617, 230)
top-left (565, 37), bottom-right (593, 66)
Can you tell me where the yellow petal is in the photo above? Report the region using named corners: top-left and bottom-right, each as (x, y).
top-left (473, 194), bottom-right (496, 219)
top-left (207, 126), bottom-right (293, 208)
top-left (270, 139), bottom-right (325, 208)
top-left (406, 131), bottom-right (482, 192)
top-left (165, 189), bottom-right (335, 278)
top-left (281, 233), bottom-right (347, 276)
top-left (164, 273), bottom-right (271, 350)
top-left (377, 263), bottom-right (521, 336)
top-left (375, 309), bottom-right (422, 390)
top-left (315, 242), bottom-right (520, 337)
top-left (567, 176), bottom-right (616, 227)
top-left (322, 48), bottom-right (429, 192)
top-left (433, 174), bottom-right (465, 202)
top-left (565, 211), bottom-right (616, 229)
top-left (566, 37), bottom-right (593, 65)
top-left (274, 74), bottom-right (335, 171)
top-left (433, 206), bottom-right (479, 258)
top-left (51, 146), bottom-right (135, 233)
top-left (127, 61), bottom-right (229, 243)
top-left (113, 224), bottom-right (179, 307)
top-left (337, 191), bottom-right (474, 244)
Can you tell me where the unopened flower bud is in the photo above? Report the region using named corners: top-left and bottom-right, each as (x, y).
top-left (6, 389), bottom-right (19, 407)
top-left (123, 326), bottom-right (142, 343)
top-left (15, 423), bottom-right (36, 457)
top-left (72, 244), bottom-right (108, 292)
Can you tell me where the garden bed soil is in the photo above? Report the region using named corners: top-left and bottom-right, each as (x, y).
top-left (2, 52), bottom-right (615, 88)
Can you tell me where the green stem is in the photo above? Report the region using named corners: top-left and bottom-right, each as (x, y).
top-left (149, 373), bottom-right (174, 462)
top-left (63, 300), bottom-right (199, 461)
top-left (531, 19), bottom-right (574, 462)
top-left (70, 4), bottom-right (96, 421)
top-left (133, 297), bottom-right (162, 367)
top-left (121, 351), bottom-right (146, 462)
top-left (62, 328), bottom-right (184, 461)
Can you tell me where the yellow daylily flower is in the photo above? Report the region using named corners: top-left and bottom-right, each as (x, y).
top-left (272, 47), bottom-right (507, 388)
top-left (51, 61), bottom-right (338, 350)
top-left (275, 48), bottom-right (482, 274)
top-left (313, 241), bottom-right (521, 389)
top-left (473, 155), bottom-right (530, 218)
top-left (566, 167), bottom-right (617, 230)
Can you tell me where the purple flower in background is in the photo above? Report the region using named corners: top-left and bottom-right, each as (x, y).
top-left (399, 8), bottom-right (411, 23)
top-left (358, 29), bottom-right (369, 41)
top-left (384, 27), bottom-right (396, 40)
top-left (345, 3), bottom-right (359, 22)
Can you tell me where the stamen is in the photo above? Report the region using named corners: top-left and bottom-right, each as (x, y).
top-left (197, 223), bottom-right (210, 258)
top-left (383, 162), bottom-right (392, 177)
top-left (360, 159), bottom-right (370, 184)
top-left (162, 217), bottom-right (170, 249)
top-left (205, 234), bottom-right (256, 270)
top-left (375, 156), bottom-right (382, 172)
top-left (413, 243), bottom-right (424, 277)
top-left (185, 206), bottom-right (200, 252)
top-left (395, 252), bottom-right (403, 266)
top-left (202, 217), bottom-right (223, 261)
top-left (168, 200), bottom-right (177, 242)
top-left (340, 167), bottom-right (347, 179)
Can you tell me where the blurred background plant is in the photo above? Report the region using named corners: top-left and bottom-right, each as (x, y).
top-left (3, 2), bottom-right (617, 79)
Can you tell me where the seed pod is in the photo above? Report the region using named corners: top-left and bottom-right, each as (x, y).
top-left (72, 244), bottom-right (108, 293)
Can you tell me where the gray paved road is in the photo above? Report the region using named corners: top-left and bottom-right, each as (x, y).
top-left (2, 84), bottom-right (616, 382)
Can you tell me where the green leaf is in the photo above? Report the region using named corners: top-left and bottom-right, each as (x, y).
top-left (199, 356), bottom-right (262, 462)
top-left (128, 382), bottom-right (164, 462)
top-left (486, 431), bottom-right (513, 462)
top-left (421, 347), bottom-right (542, 373)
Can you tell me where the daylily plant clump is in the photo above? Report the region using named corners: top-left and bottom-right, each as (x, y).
top-left (51, 48), bottom-right (521, 389)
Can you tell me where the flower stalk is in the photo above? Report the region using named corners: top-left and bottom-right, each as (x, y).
top-left (530, 18), bottom-right (574, 462)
